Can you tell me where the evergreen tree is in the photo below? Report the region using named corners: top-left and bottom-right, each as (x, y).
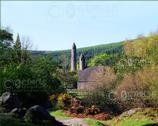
top-left (15, 34), bottom-right (21, 49)
top-left (14, 34), bottom-right (22, 63)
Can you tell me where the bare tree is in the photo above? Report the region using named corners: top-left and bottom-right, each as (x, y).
top-left (21, 36), bottom-right (33, 50)
top-left (20, 36), bottom-right (33, 63)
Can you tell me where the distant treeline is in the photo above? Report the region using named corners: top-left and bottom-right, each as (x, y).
top-left (31, 42), bottom-right (124, 69)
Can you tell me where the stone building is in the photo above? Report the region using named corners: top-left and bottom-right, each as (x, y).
top-left (77, 66), bottom-right (116, 90)
top-left (70, 43), bottom-right (115, 90)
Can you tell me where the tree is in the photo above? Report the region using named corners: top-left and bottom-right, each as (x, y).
top-left (15, 34), bottom-right (21, 49)
top-left (58, 71), bottom-right (78, 89)
top-left (21, 36), bottom-right (32, 64)
top-left (124, 34), bottom-right (158, 65)
top-left (0, 29), bottom-right (13, 66)
top-left (88, 53), bottom-right (111, 67)
top-left (33, 55), bottom-right (65, 94)
top-left (13, 34), bottom-right (22, 63)
top-left (0, 29), bottom-right (13, 42)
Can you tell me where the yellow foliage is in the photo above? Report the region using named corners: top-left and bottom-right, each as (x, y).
top-left (124, 34), bottom-right (158, 65)
top-left (49, 94), bottom-right (56, 101)
top-left (138, 66), bottom-right (158, 104)
top-left (57, 93), bottom-right (72, 109)
top-left (115, 65), bottom-right (158, 108)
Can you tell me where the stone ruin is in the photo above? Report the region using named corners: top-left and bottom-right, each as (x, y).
top-left (70, 43), bottom-right (116, 90)
top-left (71, 43), bottom-right (86, 72)
top-left (77, 66), bottom-right (116, 90)
top-left (71, 43), bottom-right (77, 71)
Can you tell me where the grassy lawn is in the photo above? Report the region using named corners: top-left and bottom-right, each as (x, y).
top-left (50, 110), bottom-right (72, 120)
top-left (49, 110), bottom-right (105, 126)
top-left (1, 108), bottom-right (157, 126)
top-left (51, 108), bottom-right (158, 126)
top-left (104, 116), bottom-right (155, 126)
top-left (84, 118), bottom-right (105, 126)
top-left (104, 108), bottom-right (158, 126)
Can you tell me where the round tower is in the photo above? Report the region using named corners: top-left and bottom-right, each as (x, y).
top-left (79, 53), bottom-right (85, 70)
top-left (71, 43), bottom-right (77, 71)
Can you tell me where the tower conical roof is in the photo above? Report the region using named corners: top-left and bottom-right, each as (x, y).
top-left (80, 53), bottom-right (84, 59)
top-left (72, 43), bottom-right (76, 48)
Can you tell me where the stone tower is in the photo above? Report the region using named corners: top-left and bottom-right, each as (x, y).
top-left (79, 53), bottom-right (85, 70)
top-left (71, 43), bottom-right (77, 71)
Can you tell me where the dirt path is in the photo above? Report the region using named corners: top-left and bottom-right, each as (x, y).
top-left (58, 118), bottom-right (89, 126)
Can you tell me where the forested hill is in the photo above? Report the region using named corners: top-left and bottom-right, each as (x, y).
top-left (31, 41), bottom-right (124, 67)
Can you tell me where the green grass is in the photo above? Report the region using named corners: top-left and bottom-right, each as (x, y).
top-left (50, 110), bottom-right (72, 120)
top-left (105, 116), bottom-right (155, 126)
top-left (104, 108), bottom-right (158, 126)
top-left (84, 118), bottom-right (105, 126)
top-left (85, 109), bottom-right (158, 126)
top-left (68, 89), bottom-right (87, 99)
top-left (84, 117), bottom-right (157, 126)
top-left (51, 108), bottom-right (158, 126)
top-left (2, 109), bottom-right (156, 126)
top-left (50, 110), bottom-right (105, 126)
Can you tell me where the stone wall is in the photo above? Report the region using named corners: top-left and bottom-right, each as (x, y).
top-left (77, 66), bottom-right (116, 90)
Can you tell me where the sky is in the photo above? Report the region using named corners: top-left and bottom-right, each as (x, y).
top-left (1, 1), bottom-right (158, 51)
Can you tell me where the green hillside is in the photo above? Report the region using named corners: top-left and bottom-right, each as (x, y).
top-left (31, 41), bottom-right (124, 68)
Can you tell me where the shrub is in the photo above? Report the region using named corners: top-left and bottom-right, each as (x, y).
top-left (82, 84), bottom-right (120, 114)
top-left (85, 105), bottom-right (100, 115)
top-left (137, 66), bottom-right (158, 107)
top-left (124, 34), bottom-right (158, 65)
top-left (88, 53), bottom-right (111, 67)
top-left (0, 113), bottom-right (36, 126)
top-left (114, 74), bottom-right (144, 111)
top-left (57, 93), bottom-right (72, 110)
top-left (70, 105), bottom-right (84, 114)
top-left (69, 97), bottom-right (85, 114)
top-left (76, 106), bottom-right (84, 114)
top-left (114, 66), bottom-right (158, 111)
top-left (49, 93), bottom-right (72, 110)
top-left (24, 110), bottom-right (33, 123)
top-left (49, 94), bottom-right (57, 110)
